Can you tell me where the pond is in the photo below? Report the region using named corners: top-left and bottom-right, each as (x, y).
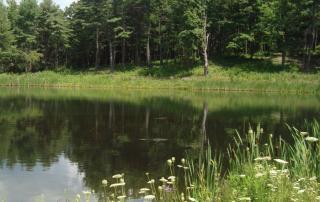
top-left (0, 87), bottom-right (319, 201)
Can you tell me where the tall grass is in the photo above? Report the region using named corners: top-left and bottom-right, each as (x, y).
top-left (0, 58), bottom-right (319, 94)
top-left (78, 121), bottom-right (320, 201)
top-left (285, 120), bottom-right (320, 178)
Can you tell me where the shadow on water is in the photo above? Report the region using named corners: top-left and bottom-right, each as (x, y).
top-left (0, 87), bottom-right (319, 201)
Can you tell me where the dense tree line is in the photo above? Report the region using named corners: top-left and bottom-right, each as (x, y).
top-left (0, 0), bottom-right (319, 75)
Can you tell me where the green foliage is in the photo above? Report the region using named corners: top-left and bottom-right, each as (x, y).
top-left (0, 0), bottom-right (319, 71)
top-left (0, 2), bottom-right (13, 51)
top-left (0, 47), bottom-right (25, 72)
top-left (24, 50), bottom-right (42, 72)
top-left (37, 0), bottom-right (71, 68)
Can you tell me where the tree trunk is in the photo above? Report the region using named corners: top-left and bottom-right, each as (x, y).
top-left (303, 28), bottom-right (315, 72)
top-left (281, 50), bottom-right (286, 66)
top-left (55, 43), bottom-right (58, 68)
top-left (27, 62), bottom-right (32, 73)
top-left (109, 40), bottom-right (114, 72)
top-left (306, 2), bottom-right (317, 71)
top-left (122, 38), bottom-right (126, 69)
top-left (203, 15), bottom-right (209, 76)
top-left (159, 17), bottom-right (163, 66)
top-left (95, 27), bottom-right (100, 69)
top-left (315, 29), bottom-right (318, 48)
top-left (135, 39), bottom-right (140, 65)
top-left (146, 23), bottom-right (151, 71)
top-left (245, 40), bottom-right (248, 55)
top-left (65, 51), bottom-right (68, 67)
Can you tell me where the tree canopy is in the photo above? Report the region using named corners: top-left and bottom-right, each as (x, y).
top-left (0, 0), bottom-right (319, 74)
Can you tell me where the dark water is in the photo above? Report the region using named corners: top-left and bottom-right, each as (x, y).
top-left (0, 88), bottom-right (319, 201)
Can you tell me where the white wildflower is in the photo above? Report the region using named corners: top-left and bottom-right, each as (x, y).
top-left (159, 177), bottom-right (168, 183)
top-left (274, 159), bottom-right (288, 164)
top-left (181, 193), bottom-right (185, 201)
top-left (112, 174), bottom-right (123, 179)
top-left (305, 137), bottom-right (319, 142)
top-left (102, 179), bottom-right (108, 186)
top-left (309, 176), bottom-right (317, 181)
top-left (270, 170), bottom-right (278, 176)
top-left (168, 176), bottom-right (176, 181)
top-left (147, 179), bottom-right (155, 184)
top-left (117, 195), bottom-right (126, 200)
top-left (144, 195), bottom-right (156, 200)
top-left (188, 197), bottom-right (198, 202)
top-left (293, 186), bottom-right (300, 190)
top-left (255, 173), bottom-right (264, 178)
top-left (238, 197), bottom-right (251, 201)
top-left (110, 182), bottom-right (125, 188)
top-left (140, 188), bottom-right (150, 192)
top-left (254, 156), bottom-right (271, 161)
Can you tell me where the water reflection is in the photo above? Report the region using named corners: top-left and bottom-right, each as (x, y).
top-left (0, 155), bottom-right (85, 202)
top-left (0, 88), bottom-right (319, 201)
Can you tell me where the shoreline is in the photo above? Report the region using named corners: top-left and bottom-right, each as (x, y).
top-left (0, 83), bottom-right (314, 95)
top-left (0, 66), bottom-right (319, 95)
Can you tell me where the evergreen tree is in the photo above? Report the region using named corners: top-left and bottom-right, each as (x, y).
top-left (0, 0), bottom-right (319, 72)
top-left (38, 0), bottom-right (71, 68)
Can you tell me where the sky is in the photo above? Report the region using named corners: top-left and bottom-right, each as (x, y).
top-left (12, 0), bottom-right (77, 9)
top-left (53, 0), bottom-right (76, 9)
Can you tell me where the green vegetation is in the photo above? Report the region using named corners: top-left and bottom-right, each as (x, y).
top-left (87, 120), bottom-right (320, 201)
top-left (0, 0), bottom-right (319, 200)
top-left (0, 0), bottom-right (319, 93)
top-left (0, 0), bottom-right (319, 74)
top-left (0, 58), bottom-right (319, 93)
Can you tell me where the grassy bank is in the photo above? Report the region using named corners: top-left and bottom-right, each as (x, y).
top-left (82, 120), bottom-right (320, 202)
top-left (0, 57), bottom-right (319, 94)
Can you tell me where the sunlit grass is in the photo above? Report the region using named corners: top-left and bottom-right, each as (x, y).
top-left (0, 58), bottom-right (319, 94)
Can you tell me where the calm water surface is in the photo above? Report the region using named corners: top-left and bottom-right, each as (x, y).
top-left (0, 88), bottom-right (319, 201)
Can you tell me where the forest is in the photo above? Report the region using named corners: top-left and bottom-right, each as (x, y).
top-left (0, 0), bottom-right (319, 75)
